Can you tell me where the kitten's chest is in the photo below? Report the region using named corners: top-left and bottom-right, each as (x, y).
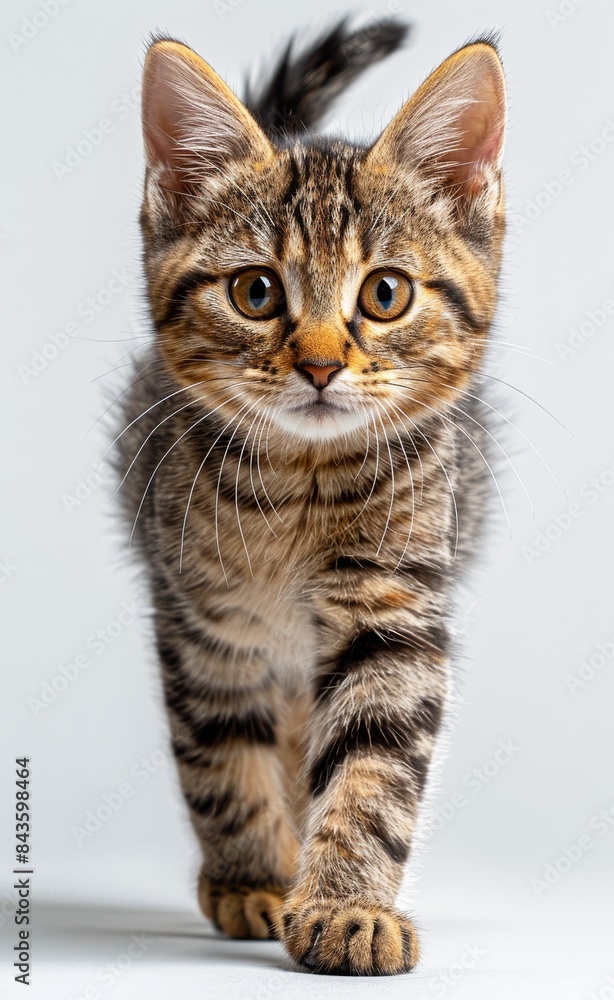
top-left (176, 425), bottom-right (451, 588)
top-left (229, 451), bottom-right (443, 571)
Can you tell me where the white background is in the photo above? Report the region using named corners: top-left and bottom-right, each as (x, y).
top-left (1, 0), bottom-right (613, 996)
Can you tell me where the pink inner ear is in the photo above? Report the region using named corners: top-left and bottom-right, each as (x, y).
top-left (142, 54), bottom-right (188, 179)
top-left (141, 42), bottom-right (273, 197)
top-left (441, 67), bottom-right (506, 196)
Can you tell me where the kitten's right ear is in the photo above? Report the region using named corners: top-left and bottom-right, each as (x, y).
top-left (365, 41), bottom-right (506, 207)
top-left (142, 38), bottom-right (274, 196)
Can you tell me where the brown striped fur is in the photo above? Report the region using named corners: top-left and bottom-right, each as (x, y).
top-left (114, 21), bottom-right (507, 974)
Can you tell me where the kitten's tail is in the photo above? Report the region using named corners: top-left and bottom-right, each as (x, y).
top-left (245, 18), bottom-right (410, 138)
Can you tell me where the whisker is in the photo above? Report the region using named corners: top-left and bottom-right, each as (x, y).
top-left (109, 379), bottom-right (260, 495)
top-left (113, 394), bottom-right (203, 497)
top-left (264, 409), bottom-right (278, 477)
top-left (374, 401), bottom-right (416, 569)
top-left (248, 408), bottom-right (278, 537)
top-left (100, 373), bottom-right (252, 461)
top-left (212, 400), bottom-right (261, 584)
top-left (91, 377), bottom-right (207, 467)
top-left (74, 334), bottom-right (152, 344)
top-left (374, 409), bottom-right (395, 556)
top-left (345, 412), bottom-right (380, 531)
top-left (84, 363), bottom-right (171, 441)
top-left (385, 398), bottom-right (459, 559)
top-left (388, 363), bottom-right (571, 435)
top-left (388, 379), bottom-right (535, 515)
top-left (354, 407), bottom-right (371, 482)
top-left (234, 407), bottom-right (266, 575)
top-left (256, 408), bottom-right (284, 523)
top-left (474, 370), bottom-right (573, 436)
top-left (389, 389), bottom-right (512, 538)
top-left (129, 389), bottom-right (251, 548)
top-left (487, 342), bottom-right (555, 366)
top-left (91, 353), bottom-right (166, 383)
top-left (387, 400), bottom-right (425, 503)
top-left (404, 374), bottom-right (568, 500)
top-left (177, 396), bottom-right (255, 573)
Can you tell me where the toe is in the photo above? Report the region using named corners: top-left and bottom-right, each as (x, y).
top-left (243, 889), bottom-right (283, 940)
top-left (216, 888), bottom-right (251, 938)
top-left (324, 908), bottom-right (374, 974)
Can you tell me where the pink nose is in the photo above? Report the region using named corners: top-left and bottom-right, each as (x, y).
top-left (298, 361), bottom-right (343, 389)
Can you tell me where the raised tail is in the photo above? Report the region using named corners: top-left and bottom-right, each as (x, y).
top-left (245, 18), bottom-right (410, 138)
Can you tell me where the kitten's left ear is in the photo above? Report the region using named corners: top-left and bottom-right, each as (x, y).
top-left (366, 40), bottom-right (506, 203)
top-left (142, 38), bottom-right (274, 195)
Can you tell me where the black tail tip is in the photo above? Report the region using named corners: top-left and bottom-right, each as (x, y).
top-left (246, 16), bottom-right (412, 138)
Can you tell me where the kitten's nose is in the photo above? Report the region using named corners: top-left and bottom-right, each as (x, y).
top-left (297, 361), bottom-right (343, 389)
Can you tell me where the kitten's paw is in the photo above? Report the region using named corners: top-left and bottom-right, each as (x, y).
top-left (277, 894), bottom-right (419, 975)
top-left (198, 877), bottom-right (284, 940)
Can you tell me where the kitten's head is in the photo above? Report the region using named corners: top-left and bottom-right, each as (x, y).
top-left (140, 35), bottom-right (506, 446)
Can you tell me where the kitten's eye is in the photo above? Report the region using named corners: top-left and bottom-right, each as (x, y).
top-left (358, 270), bottom-right (413, 321)
top-left (229, 268), bottom-right (286, 320)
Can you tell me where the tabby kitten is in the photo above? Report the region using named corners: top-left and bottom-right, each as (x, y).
top-left (116, 20), bottom-right (506, 975)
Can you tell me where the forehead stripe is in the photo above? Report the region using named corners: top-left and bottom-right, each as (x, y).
top-left (283, 153), bottom-right (301, 204)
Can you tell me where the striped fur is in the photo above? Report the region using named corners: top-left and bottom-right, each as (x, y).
top-left (115, 22), bottom-right (506, 975)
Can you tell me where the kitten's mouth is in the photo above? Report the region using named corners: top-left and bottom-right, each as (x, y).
top-left (290, 399), bottom-right (347, 418)
top-left (275, 395), bottom-right (365, 442)
top-left (291, 394), bottom-right (350, 413)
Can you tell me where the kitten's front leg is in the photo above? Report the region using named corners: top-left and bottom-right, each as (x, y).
top-left (278, 594), bottom-right (449, 974)
top-left (156, 613), bottom-right (299, 940)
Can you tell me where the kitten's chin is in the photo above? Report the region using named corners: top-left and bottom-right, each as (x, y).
top-left (274, 405), bottom-right (366, 443)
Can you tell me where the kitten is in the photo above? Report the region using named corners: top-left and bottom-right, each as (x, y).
top-left (115, 20), bottom-right (506, 975)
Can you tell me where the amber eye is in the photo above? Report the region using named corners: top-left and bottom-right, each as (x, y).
top-left (228, 268), bottom-right (286, 320)
top-left (358, 270), bottom-right (413, 321)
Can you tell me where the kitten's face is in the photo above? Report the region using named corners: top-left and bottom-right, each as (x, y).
top-left (141, 40), bottom-right (506, 446)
